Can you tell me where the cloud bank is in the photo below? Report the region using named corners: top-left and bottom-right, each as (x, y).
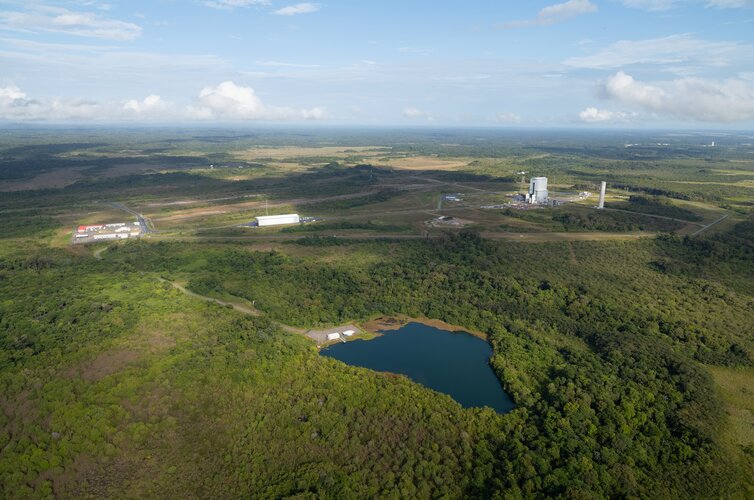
top-left (579, 107), bottom-right (635, 123)
top-left (0, 82), bottom-right (325, 122)
top-left (403, 107), bottom-right (432, 119)
top-left (599, 71), bottom-right (754, 122)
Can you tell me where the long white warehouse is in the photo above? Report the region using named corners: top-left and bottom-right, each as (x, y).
top-left (256, 213), bottom-right (300, 227)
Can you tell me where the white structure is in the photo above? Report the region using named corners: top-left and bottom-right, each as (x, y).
top-left (342, 330), bottom-right (355, 337)
top-left (527, 177), bottom-right (548, 204)
top-left (598, 181), bottom-right (607, 209)
top-left (326, 333), bottom-right (340, 341)
top-left (256, 213), bottom-right (300, 227)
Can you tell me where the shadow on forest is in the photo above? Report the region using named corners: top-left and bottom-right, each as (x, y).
top-left (0, 162), bottom-right (511, 211)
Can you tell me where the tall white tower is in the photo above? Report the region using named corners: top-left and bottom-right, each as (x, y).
top-left (528, 177), bottom-right (548, 204)
top-left (598, 181), bottom-right (607, 209)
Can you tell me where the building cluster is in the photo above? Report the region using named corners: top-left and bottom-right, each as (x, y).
top-left (74, 223), bottom-right (141, 242)
top-left (327, 330), bottom-right (355, 341)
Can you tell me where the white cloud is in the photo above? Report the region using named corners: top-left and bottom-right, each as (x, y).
top-left (0, 85), bottom-right (136, 121)
top-left (501, 0), bottom-right (597, 28)
top-left (273, 3), bottom-right (320, 16)
top-left (403, 107), bottom-right (432, 119)
top-left (123, 94), bottom-right (164, 113)
top-left (191, 81), bottom-right (324, 120)
top-left (495, 112), bottom-right (522, 123)
top-left (564, 34), bottom-right (752, 71)
top-left (0, 86), bottom-right (27, 101)
top-left (0, 83), bottom-right (324, 122)
top-left (600, 71), bottom-right (754, 122)
top-left (578, 106), bottom-right (634, 123)
top-left (203, 0), bottom-right (270, 9)
top-left (0, 5), bottom-right (142, 41)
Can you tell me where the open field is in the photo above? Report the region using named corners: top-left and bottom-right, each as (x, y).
top-left (234, 145), bottom-right (387, 160)
top-left (708, 366), bottom-right (754, 448)
top-left (376, 155), bottom-right (472, 170)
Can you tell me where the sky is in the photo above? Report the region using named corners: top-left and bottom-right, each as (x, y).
top-left (1, 0), bottom-right (753, 128)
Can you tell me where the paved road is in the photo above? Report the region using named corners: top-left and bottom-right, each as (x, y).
top-left (157, 278), bottom-right (361, 345)
top-left (599, 206), bottom-right (705, 227)
top-left (149, 229), bottom-right (655, 244)
top-left (157, 278), bottom-right (260, 316)
top-left (106, 201), bottom-right (154, 234)
top-left (690, 214), bottom-right (729, 237)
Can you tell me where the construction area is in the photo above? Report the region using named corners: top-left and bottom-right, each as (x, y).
top-left (305, 325), bottom-right (362, 346)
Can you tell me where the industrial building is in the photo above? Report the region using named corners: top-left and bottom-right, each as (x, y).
top-left (73, 222), bottom-right (141, 244)
top-left (256, 213), bottom-right (300, 227)
top-left (526, 177), bottom-right (548, 204)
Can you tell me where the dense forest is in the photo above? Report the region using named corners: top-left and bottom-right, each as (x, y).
top-left (77, 217), bottom-right (751, 497)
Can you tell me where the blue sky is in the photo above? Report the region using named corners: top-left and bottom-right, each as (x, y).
top-left (1, 0), bottom-right (753, 127)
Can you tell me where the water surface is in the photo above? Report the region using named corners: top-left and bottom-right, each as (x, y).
top-left (321, 322), bottom-right (514, 413)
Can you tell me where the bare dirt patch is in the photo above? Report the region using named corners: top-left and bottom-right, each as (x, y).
top-left (67, 349), bottom-right (140, 382)
top-left (152, 209), bottom-right (228, 222)
top-left (0, 390), bottom-right (38, 439)
top-left (236, 146), bottom-right (385, 160)
top-left (379, 156), bottom-right (471, 171)
top-left (0, 167), bottom-right (87, 192)
top-left (99, 163), bottom-right (159, 178)
top-left (304, 324), bottom-right (363, 345)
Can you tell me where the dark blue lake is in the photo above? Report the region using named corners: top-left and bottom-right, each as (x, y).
top-left (321, 322), bottom-right (514, 414)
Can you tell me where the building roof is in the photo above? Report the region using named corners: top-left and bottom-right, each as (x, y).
top-left (256, 213), bottom-right (299, 220)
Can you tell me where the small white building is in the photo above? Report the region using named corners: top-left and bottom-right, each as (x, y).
top-left (326, 332), bottom-right (340, 341)
top-left (256, 213), bottom-right (300, 227)
top-left (342, 330), bottom-right (355, 337)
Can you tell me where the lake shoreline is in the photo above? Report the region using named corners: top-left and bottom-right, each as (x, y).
top-left (322, 321), bottom-right (513, 413)
top-left (360, 315), bottom-right (488, 341)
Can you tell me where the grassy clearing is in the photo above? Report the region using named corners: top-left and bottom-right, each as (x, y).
top-left (707, 366), bottom-right (754, 498)
top-left (708, 366), bottom-right (754, 448)
top-left (377, 156), bottom-right (472, 170)
top-left (234, 146), bottom-right (386, 161)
